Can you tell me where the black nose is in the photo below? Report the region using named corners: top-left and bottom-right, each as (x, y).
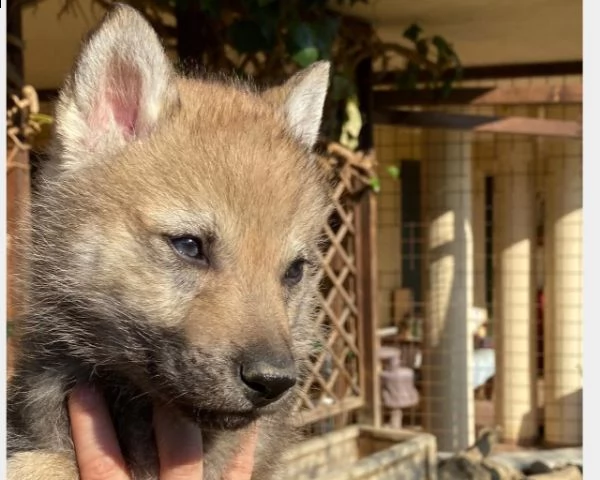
top-left (240, 358), bottom-right (297, 406)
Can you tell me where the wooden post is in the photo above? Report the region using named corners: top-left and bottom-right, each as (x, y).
top-left (373, 110), bottom-right (581, 139)
top-left (354, 57), bottom-right (381, 427)
top-left (355, 189), bottom-right (381, 427)
top-left (374, 61), bottom-right (583, 86)
top-left (7, 0), bottom-right (29, 379)
top-left (7, 0), bottom-right (33, 368)
top-left (7, 147), bottom-right (31, 379)
top-left (373, 84), bottom-right (583, 108)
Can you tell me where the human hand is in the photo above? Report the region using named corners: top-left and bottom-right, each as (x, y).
top-left (68, 385), bottom-right (258, 480)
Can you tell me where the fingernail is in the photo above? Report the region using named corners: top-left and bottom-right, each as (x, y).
top-left (70, 383), bottom-right (99, 406)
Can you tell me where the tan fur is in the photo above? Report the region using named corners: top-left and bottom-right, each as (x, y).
top-left (8, 452), bottom-right (78, 480)
top-left (8, 5), bottom-right (332, 479)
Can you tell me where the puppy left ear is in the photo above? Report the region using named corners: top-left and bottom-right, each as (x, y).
top-left (263, 61), bottom-right (331, 150)
top-left (55, 4), bottom-right (179, 169)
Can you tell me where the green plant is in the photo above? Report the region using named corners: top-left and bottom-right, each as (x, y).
top-left (386, 165), bottom-right (401, 180)
top-left (9, 0), bottom-right (461, 193)
top-left (45, 0), bottom-right (460, 142)
top-left (396, 23), bottom-right (462, 98)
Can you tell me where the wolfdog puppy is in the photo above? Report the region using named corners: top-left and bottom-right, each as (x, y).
top-left (7, 4), bottom-right (332, 479)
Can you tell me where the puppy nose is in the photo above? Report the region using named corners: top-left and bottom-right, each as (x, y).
top-left (240, 358), bottom-right (297, 406)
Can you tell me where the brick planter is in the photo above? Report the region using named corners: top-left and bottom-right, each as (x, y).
top-left (282, 425), bottom-right (438, 480)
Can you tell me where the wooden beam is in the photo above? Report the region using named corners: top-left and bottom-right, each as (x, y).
top-left (7, 148), bottom-right (31, 323)
top-left (373, 109), bottom-right (582, 138)
top-left (373, 84), bottom-right (583, 107)
top-left (354, 188), bottom-right (382, 428)
top-left (293, 396), bottom-right (364, 426)
top-left (374, 60), bottom-right (583, 85)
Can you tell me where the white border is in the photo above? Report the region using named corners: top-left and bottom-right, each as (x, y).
top-left (583, 0), bottom-right (595, 477)
top-left (0, 2), bottom-right (590, 478)
top-left (1, 1), bottom-right (9, 478)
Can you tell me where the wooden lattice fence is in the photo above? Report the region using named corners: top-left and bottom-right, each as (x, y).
top-left (6, 86), bottom-right (38, 378)
top-left (294, 144), bottom-right (380, 431)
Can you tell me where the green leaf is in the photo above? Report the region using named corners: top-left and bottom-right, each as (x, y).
top-left (432, 35), bottom-right (460, 71)
top-left (369, 177), bottom-right (381, 193)
top-left (292, 47), bottom-right (319, 67)
top-left (403, 23), bottom-right (422, 42)
top-left (396, 61), bottom-right (420, 90)
top-left (387, 165), bottom-right (401, 180)
top-left (288, 22), bottom-right (320, 66)
top-left (312, 16), bottom-right (340, 57)
top-left (228, 20), bottom-right (273, 54)
top-left (340, 95), bottom-right (362, 150)
top-left (289, 22), bottom-right (315, 49)
top-left (432, 35), bottom-right (453, 56)
top-left (415, 38), bottom-right (429, 58)
top-left (30, 113), bottom-right (54, 125)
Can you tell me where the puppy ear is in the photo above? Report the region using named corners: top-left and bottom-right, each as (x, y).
top-left (55, 4), bottom-right (179, 169)
top-left (263, 61), bottom-right (331, 150)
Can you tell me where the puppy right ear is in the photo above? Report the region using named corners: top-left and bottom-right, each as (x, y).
top-left (262, 61), bottom-right (331, 151)
top-left (55, 4), bottom-right (179, 170)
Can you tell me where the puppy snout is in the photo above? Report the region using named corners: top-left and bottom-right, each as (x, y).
top-left (239, 350), bottom-right (297, 407)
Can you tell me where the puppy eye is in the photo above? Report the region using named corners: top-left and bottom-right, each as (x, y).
top-left (284, 259), bottom-right (306, 287)
top-left (168, 236), bottom-right (207, 265)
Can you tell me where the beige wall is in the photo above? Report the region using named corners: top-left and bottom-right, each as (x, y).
top-left (374, 124), bottom-right (496, 328)
top-left (21, 0), bottom-right (177, 90)
top-left (373, 94), bottom-right (581, 331)
top-left (22, 0), bottom-right (106, 89)
top-left (335, 0), bottom-right (581, 66)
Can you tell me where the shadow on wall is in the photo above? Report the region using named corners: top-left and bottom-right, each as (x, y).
top-left (540, 387), bottom-right (582, 447)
